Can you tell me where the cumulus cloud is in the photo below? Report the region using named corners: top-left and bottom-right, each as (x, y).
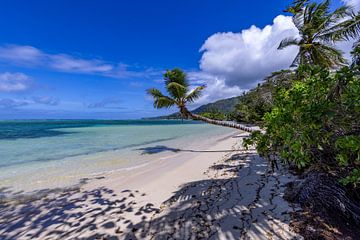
top-left (197, 8), bottom-right (358, 105)
top-left (199, 15), bottom-right (299, 89)
top-left (342, 0), bottom-right (360, 11)
top-left (87, 97), bottom-right (122, 109)
top-left (0, 98), bottom-right (28, 108)
top-left (0, 45), bottom-right (158, 79)
top-left (0, 72), bottom-right (31, 92)
top-left (187, 71), bottom-right (243, 108)
top-left (32, 96), bottom-right (59, 106)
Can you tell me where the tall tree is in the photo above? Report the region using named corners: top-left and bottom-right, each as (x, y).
top-left (279, 0), bottom-right (360, 68)
top-left (147, 68), bottom-right (253, 132)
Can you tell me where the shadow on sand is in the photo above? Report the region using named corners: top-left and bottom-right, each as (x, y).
top-left (0, 151), bottom-right (299, 239)
top-left (136, 145), bottom-right (247, 155)
top-left (122, 151), bottom-right (299, 239)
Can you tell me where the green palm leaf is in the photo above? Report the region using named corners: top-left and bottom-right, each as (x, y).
top-left (147, 88), bottom-right (176, 109)
top-left (318, 12), bottom-right (360, 42)
top-left (278, 37), bottom-right (300, 50)
top-left (185, 85), bottom-right (206, 103)
top-left (166, 82), bottom-right (188, 99)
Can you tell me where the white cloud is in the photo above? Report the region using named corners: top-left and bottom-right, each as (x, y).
top-left (197, 10), bottom-right (358, 105)
top-left (187, 71), bottom-right (243, 108)
top-left (0, 45), bottom-right (158, 79)
top-left (0, 72), bottom-right (31, 92)
top-left (0, 45), bottom-right (43, 66)
top-left (32, 96), bottom-right (59, 106)
top-left (342, 0), bottom-right (360, 11)
top-left (0, 98), bottom-right (29, 108)
top-left (200, 15), bottom-right (299, 89)
top-left (86, 97), bottom-right (122, 109)
top-left (49, 54), bottom-right (113, 73)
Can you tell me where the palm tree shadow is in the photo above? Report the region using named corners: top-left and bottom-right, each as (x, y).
top-left (136, 145), bottom-right (245, 155)
top-left (137, 145), bottom-right (181, 154)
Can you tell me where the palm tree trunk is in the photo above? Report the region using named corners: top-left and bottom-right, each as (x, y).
top-left (185, 109), bottom-right (254, 133)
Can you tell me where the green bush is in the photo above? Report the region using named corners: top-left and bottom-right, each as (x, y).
top-left (200, 110), bottom-right (226, 120)
top-left (244, 65), bottom-right (360, 186)
top-left (234, 83), bottom-right (274, 123)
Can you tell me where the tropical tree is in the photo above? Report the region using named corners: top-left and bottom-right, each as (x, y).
top-left (147, 68), bottom-right (253, 132)
top-left (279, 0), bottom-right (360, 68)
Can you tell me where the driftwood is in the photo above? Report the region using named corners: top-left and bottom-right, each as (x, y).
top-left (284, 172), bottom-right (360, 226)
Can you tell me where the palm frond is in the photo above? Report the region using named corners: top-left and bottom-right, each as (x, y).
top-left (164, 68), bottom-right (189, 88)
top-left (313, 5), bottom-right (351, 38)
top-left (147, 88), bottom-right (176, 109)
top-left (318, 11), bottom-right (360, 42)
top-left (290, 51), bottom-right (302, 67)
top-left (166, 82), bottom-right (188, 99)
top-left (154, 97), bottom-right (176, 108)
top-left (285, 0), bottom-right (308, 15)
top-left (278, 37), bottom-right (300, 50)
top-left (293, 12), bottom-right (305, 30)
top-left (147, 88), bottom-right (165, 98)
top-left (185, 85), bottom-right (206, 103)
top-left (304, 2), bottom-right (317, 25)
top-left (307, 43), bottom-right (347, 68)
top-left (319, 44), bottom-right (348, 66)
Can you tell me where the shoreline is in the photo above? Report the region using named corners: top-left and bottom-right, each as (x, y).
top-left (0, 125), bottom-right (236, 194)
top-left (0, 131), bottom-right (302, 239)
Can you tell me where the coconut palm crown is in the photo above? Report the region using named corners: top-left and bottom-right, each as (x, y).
top-left (279, 0), bottom-right (360, 68)
top-left (147, 68), bottom-right (253, 132)
top-left (147, 68), bottom-right (205, 118)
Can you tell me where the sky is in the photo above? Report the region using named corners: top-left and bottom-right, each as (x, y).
top-left (0, 0), bottom-right (358, 119)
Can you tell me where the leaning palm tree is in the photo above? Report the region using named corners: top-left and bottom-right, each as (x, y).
top-left (279, 0), bottom-right (360, 68)
top-left (147, 68), bottom-right (253, 132)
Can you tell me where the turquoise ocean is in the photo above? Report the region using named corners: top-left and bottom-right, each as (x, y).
top-left (0, 120), bottom-right (235, 193)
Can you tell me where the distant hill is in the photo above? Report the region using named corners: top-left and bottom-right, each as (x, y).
top-left (146, 96), bottom-right (241, 119)
top-left (192, 96), bottom-right (241, 114)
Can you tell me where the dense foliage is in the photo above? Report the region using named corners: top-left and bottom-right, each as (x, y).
top-left (233, 83), bottom-right (274, 123)
top-left (244, 65), bottom-right (360, 186)
top-left (200, 109), bottom-right (226, 121)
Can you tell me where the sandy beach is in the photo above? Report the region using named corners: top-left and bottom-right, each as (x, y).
top-left (0, 131), bottom-right (302, 239)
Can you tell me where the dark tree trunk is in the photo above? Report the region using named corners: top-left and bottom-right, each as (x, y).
top-left (284, 172), bottom-right (360, 226)
top-left (182, 108), bottom-right (254, 133)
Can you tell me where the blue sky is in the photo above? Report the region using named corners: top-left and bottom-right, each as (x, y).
top-left (0, 0), bottom-right (353, 119)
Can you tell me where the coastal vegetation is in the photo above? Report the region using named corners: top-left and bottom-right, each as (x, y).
top-left (242, 0), bottom-right (360, 236)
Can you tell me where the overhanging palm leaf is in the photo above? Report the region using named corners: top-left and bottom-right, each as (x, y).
top-left (185, 85), bottom-right (206, 103)
top-left (319, 12), bottom-right (360, 41)
top-left (147, 88), bottom-right (176, 108)
top-left (278, 37), bottom-right (301, 50)
top-left (167, 82), bottom-right (187, 99)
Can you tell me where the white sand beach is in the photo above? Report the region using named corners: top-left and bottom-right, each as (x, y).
top-left (0, 131), bottom-right (302, 239)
